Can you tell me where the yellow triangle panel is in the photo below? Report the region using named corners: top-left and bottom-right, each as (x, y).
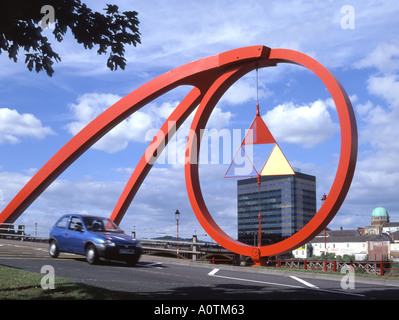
top-left (260, 144), bottom-right (295, 176)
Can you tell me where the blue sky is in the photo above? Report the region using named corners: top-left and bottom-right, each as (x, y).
top-left (1, 0), bottom-right (399, 241)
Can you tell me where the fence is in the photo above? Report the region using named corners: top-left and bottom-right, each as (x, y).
top-left (0, 223), bottom-right (51, 242)
top-left (266, 258), bottom-right (399, 277)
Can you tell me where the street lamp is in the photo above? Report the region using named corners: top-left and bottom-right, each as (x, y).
top-left (175, 209), bottom-right (180, 259)
top-left (321, 194), bottom-right (327, 262)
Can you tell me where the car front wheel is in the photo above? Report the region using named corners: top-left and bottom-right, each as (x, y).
top-left (49, 240), bottom-right (59, 258)
top-left (85, 244), bottom-right (98, 265)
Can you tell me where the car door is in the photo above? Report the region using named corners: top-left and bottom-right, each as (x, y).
top-left (51, 216), bottom-right (71, 251)
top-left (65, 216), bottom-right (86, 255)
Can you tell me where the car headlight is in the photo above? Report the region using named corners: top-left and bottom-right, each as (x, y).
top-left (104, 240), bottom-right (116, 247)
top-left (135, 240), bottom-right (142, 248)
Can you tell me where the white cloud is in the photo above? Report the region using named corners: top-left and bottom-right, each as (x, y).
top-left (367, 75), bottom-right (399, 108)
top-left (263, 99), bottom-right (339, 148)
top-left (66, 93), bottom-right (157, 153)
top-left (0, 171), bottom-right (31, 208)
top-left (0, 108), bottom-right (54, 144)
top-left (221, 77), bottom-right (270, 106)
top-left (355, 40), bottom-right (399, 75)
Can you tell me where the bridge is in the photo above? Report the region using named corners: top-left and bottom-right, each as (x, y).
top-left (139, 237), bottom-right (240, 264)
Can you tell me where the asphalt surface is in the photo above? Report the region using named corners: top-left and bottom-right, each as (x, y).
top-left (1, 239), bottom-right (399, 302)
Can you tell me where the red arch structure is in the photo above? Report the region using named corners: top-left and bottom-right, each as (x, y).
top-left (0, 46), bottom-right (357, 264)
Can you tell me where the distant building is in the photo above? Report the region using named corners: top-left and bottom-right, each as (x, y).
top-left (310, 229), bottom-right (392, 260)
top-left (371, 207), bottom-right (390, 226)
top-left (292, 244), bottom-right (311, 259)
top-left (382, 222), bottom-right (399, 234)
top-left (361, 207), bottom-right (396, 235)
top-left (237, 171), bottom-right (316, 246)
top-left (308, 207), bottom-right (399, 261)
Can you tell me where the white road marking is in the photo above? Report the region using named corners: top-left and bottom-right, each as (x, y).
top-left (208, 268), bottom-right (302, 289)
top-left (208, 269), bottom-right (365, 297)
top-left (289, 276), bottom-right (319, 288)
top-left (208, 268), bottom-right (219, 276)
top-left (141, 262), bottom-right (164, 268)
top-left (290, 275), bottom-right (365, 297)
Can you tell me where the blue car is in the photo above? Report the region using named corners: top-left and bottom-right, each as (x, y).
top-left (49, 214), bottom-right (142, 266)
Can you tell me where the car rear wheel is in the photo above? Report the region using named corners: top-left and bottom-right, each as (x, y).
top-left (49, 240), bottom-right (59, 258)
top-left (85, 244), bottom-right (98, 265)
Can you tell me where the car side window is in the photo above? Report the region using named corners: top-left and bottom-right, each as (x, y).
top-left (69, 217), bottom-right (84, 232)
top-left (56, 217), bottom-right (69, 229)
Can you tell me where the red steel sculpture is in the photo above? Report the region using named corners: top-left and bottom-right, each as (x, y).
top-left (0, 46), bottom-right (357, 265)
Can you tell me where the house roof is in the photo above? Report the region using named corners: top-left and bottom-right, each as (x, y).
top-left (311, 232), bottom-right (392, 244)
top-left (314, 229), bottom-right (360, 238)
top-left (383, 222), bottom-right (399, 228)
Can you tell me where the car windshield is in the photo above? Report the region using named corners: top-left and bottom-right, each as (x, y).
top-left (82, 217), bottom-right (122, 233)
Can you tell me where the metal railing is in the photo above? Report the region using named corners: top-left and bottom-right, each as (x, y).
top-left (0, 223), bottom-right (51, 242)
top-left (265, 258), bottom-right (399, 277)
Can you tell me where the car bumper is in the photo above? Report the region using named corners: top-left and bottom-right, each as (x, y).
top-left (95, 244), bottom-right (142, 262)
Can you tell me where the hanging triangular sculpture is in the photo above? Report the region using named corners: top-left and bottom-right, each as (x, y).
top-left (225, 145), bottom-right (258, 178)
top-left (225, 113), bottom-right (295, 178)
top-left (260, 144), bottom-right (295, 176)
top-left (242, 115), bottom-right (276, 145)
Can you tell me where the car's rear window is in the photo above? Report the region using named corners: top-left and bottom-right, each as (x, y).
top-left (56, 216), bottom-right (69, 229)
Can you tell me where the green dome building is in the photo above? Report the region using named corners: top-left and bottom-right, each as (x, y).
top-left (371, 207), bottom-right (390, 226)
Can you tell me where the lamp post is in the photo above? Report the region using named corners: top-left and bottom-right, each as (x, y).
top-left (321, 194), bottom-right (327, 265)
top-left (175, 209), bottom-right (180, 259)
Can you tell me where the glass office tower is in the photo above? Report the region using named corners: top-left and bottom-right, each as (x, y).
top-left (237, 172), bottom-right (316, 246)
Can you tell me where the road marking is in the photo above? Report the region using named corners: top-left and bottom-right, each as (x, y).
top-left (140, 262), bottom-right (164, 269)
top-left (208, 269), bottom-right (365, 297)
top-left (208, 268), bottom-right (302, 289)
top-left (289, 276), bottom-right (319, 288)
top-left (208, 268), bottom-right (219, 276)
top-left (289, 275), bottom-right (365, 297)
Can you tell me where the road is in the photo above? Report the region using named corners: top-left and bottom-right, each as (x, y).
top-left (1, 239), bottom-right (399, 302)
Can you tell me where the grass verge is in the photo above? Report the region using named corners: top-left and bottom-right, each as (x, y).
top-left (0, 265), bottom-right (140, 300)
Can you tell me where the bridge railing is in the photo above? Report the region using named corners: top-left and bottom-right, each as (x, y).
top-left (0, 223), bottom-right (51, 242)
top-left (266, 258), bottom-right (399, 277)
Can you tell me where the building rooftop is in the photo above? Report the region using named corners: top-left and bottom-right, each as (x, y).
top-left (311, 229), bottom-right (393, 244)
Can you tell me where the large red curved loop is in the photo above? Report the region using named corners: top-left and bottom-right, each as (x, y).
top-left (0, 46), bottom-right (357, 263)
top-left (185, 48), bottom-right (357, 259)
